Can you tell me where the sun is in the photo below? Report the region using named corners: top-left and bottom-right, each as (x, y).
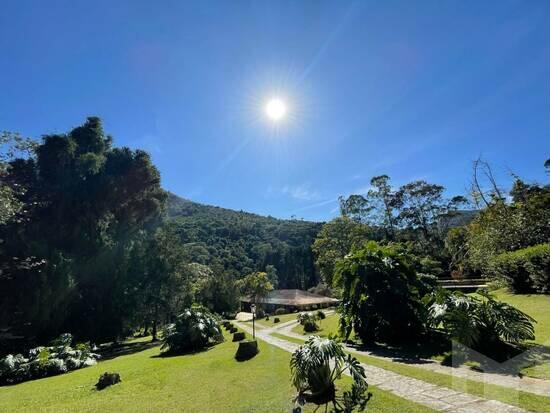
top-left (265, 98), bottom-right (287, 121)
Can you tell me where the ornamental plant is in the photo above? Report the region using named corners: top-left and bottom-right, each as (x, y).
top-left (161, 306), bottom-right (224, 354)
top-left (290, 336), bottom-right (370, 412)
top-left (0, 333), bottom-right (99, 385)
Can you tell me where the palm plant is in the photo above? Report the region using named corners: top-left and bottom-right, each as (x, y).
top-left (429, 289), bottom-right (535, 351)
top-left (290, 336), bottom-right (370, 412)
top-left (161, 307), bottom-right (223, 354)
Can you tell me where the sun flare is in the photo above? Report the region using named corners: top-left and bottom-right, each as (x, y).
top-left (265, 98), bottom-right (287, 121)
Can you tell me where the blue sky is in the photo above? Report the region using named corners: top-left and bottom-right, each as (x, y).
top-left (1, 0), bottom-right (549, 221)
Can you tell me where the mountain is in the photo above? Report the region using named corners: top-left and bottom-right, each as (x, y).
top-left (166, 193), bottom-right (323, 289)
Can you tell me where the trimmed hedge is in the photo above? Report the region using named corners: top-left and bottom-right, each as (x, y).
top-left (273, 317), bottom-right (280, 323)
top-left (489, 243), bottom-right (550, 293)
top-left (235, 340), bottom-right (259, 361)
top-left (232, 332), bottom-right (245, 342)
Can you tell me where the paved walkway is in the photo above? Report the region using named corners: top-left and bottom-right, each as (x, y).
top-left (274, 320), bottom-right (550, 398)
top-left (234, 320), bottom-right (531, 413)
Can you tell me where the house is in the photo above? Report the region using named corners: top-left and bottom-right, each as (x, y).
top-left (241, 289), bottom-right (339, 312)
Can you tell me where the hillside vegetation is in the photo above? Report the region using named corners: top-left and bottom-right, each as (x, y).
top-left (167, 193), bottom-right (322, 289)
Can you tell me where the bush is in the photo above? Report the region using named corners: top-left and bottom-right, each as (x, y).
top-left (303, 320), bottom-right (319, 332)
top-left (235, 340), bottom-right (259, 361)
top-left (316, 310), bottom-right (326, 320)
top-left (298, 313), bottom-right (319, 332)
top-left (429, 289), bottom-right (535, 353)
top-left (275, 308), bottom-right (287, 315)
top-left (161, 307), bottom-right (224, 354)
top-left (0, 334), bottom-right (100, 385)
top-left (489, 243), bottom-right (550, 293)
top-left (273, 317), bottom-right (280, 323)
top-left (96, 372), bottom-right (121, 390)
top-left (335, 241), bottom-right (432, 345)
top-left (232, 332), bottom-right (246, 342)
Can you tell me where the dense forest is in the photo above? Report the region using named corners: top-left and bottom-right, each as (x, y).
top-left (166, 193), bottom-right (322, 290)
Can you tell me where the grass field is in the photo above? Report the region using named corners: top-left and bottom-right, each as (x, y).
top-left (291, 312), bottom-right (340, 337)
top-left (490, 288), bottom-right (550, 380)
top-left (0, 330), bottom-right (436, 413)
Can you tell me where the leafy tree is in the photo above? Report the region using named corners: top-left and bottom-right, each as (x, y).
top-left (395, 180), bottom-right (467, 252)
top-left (291, 336), bottom-right (370, 412)
top-left (312, 217), bottom-right (371, 287)
top-left (335, 241), bottom-right (430, 345)
top-left (236, 271), bottom-right (274, 308)
top-left (0, 117), bottom-right (166, 344)
top-left (265, 264), bottom-right (279, 289)
top-left (135, 224), bottom-right (193, 341)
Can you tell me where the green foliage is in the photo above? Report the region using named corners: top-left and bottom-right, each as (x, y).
top-left (297, 313), bottom-right (321, 333)
top-left (488, 243), bottom-right (550, 293)
top-left (335, 241), bottom-right (431, 345)
top-left (467, 183), bottom-right (550, 275)
top-left (0, 334), bottom-right (99, 385)
top-left (167, 193), bottom-right (322, 291)
top-left (236, 271), bottom-right (274, 306)
top-left (161, 307), bottom-right (223, 354)
top-left (317, 310), bottom-right (326, 320)
top-left (0, 117), bottom-right (166, 344)
top-left (290, 336), bottom-right (370, 412)
top-left (312, 217), bottom-right (371, 286)
top-left (429, 290), bottom-right (535, 352)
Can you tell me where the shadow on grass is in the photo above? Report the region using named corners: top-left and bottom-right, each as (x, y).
top-left (98, 340), bottom-right (160, 361)
top-left (150, 344), bottom-right (218, 358)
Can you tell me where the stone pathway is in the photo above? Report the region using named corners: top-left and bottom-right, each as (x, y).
top-left (234, 320), bottom-right (530, 413)
top-left (275, 320), bottom-right (550, 398)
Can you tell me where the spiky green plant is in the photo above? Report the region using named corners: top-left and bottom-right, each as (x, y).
top-left (429, 289), bottom-right (535, 351)
top-left (290, 336), bottom-right (370, 412)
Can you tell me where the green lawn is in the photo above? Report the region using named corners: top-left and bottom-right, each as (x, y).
top-left (490, 288), bottom-right (550, 379)
top-left (0, 330), bottom-right (435, 413)
top-left (291, 312), bottom-right (341, 337)
top-left (271, 332), bottom-right (550, 413)
top-left (253, 312), bottom-right (300, 327)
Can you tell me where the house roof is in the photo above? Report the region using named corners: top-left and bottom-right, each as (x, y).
top-left (241, 289), bottom-right (339, 306)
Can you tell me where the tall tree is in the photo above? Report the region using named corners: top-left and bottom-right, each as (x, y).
top-left (0, 117), bottom-right (166, 344)
top-left (312, 217), bottom-right (371, 287)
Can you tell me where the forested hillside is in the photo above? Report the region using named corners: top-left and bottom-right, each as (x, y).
top-left (166, 193), bottom-right (322, 290)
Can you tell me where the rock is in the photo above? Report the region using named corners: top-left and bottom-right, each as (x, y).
top-left (95, 372), bottom-right (121, 390)
top-left (235, 340), bottom-right (259, 361)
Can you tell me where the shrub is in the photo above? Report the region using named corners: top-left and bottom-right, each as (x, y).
top-left (235, 340), bottom-right (259, 361)
top-left (489, 243), bottom-right (550, 293)
top-left (316, 310), bottom-right (326, 320)
top-left (232, 332), bottom-right (246, 342)
top-left (335, 241), bottom-right (432, 345)
top-left (429, 289), bottom-right (535, 353)
top-left (161, 307), bottom-right (224, 354)
top-left (298, 313), bottom-right (319, 332)
top-left (275, 308), bottom-right (287, 315)
top-left (291, 336), bottom-right (369, 411)
top-left (0, 334), bottom-right (100, 385)
top-left (96, 372), bottom-right (121, 390)
top-left (274, 317), bottom-right (280, 323)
